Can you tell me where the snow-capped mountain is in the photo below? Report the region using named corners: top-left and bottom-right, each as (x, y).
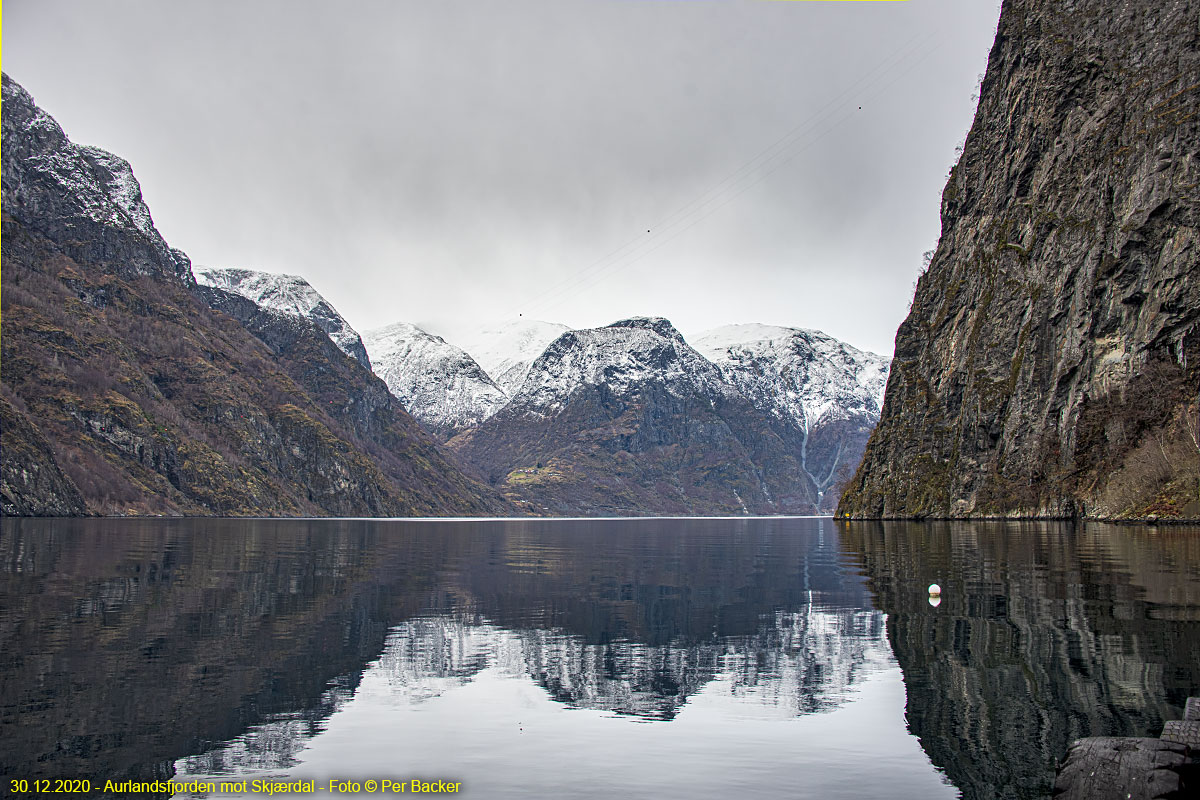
top-left (693, 324), bottom-right (888, 428)
top-left (452, 317), bottom-right (818, 515)
top-left (0, 75), bottom-right (191, 281)
top-left (448, 320), bottom-right (570, 396)
top-left (363, 322), bottom-right (508, 438)
top-left (694, 324), bottom-right (889, 505)
top-left (194, 267), bottom-right (371, 369)
top-left (511, 317), bottom-right (737, 415)
top-left (443, 317), bottom-right (892, 514)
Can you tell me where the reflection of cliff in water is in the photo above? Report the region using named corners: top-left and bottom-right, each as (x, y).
top-left (0, 517), bottom-right (882, 784)
top-left (840, 521), bottom-right (1200, 800)
top-left (0, 518), bottom-right (415, 785)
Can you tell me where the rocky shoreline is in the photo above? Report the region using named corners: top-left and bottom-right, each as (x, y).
top-left (1054, 697), bottom-right (1200, 799)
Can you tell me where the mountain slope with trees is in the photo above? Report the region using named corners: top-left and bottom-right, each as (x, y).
top-left (0, 73), bottom-right (509, 517)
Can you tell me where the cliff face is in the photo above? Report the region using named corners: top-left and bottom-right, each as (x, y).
top-left (0, 77), bottom-right (192, 283)
top-left (839, 0), bottom-right (1200, 519)
top-left (0, 394), bottom-right (87, 516)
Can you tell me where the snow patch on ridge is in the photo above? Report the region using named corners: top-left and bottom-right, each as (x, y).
top-left (194, 267), bottom-right (371, 369)
top-left (363, 322), bottom-right (509, 436)
top-left (513, 317), bottom-right (735, 416)
top-left (75, 146), bottom-right (159, 241)
top-left (0, 75), bottom-right (184, 275)
top-left (693, 324), bottom-right (889, 428)
top-left (447, 319), bottom-right (570, 396)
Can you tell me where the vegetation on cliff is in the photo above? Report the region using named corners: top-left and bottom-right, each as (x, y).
top-left (839, 0), bottom-right (1200, 519)
top-left (0, 74), bottom-right (509, 517)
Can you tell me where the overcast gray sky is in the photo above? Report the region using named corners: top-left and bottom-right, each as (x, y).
top-left (4, 0), bottom-right (1001, 357)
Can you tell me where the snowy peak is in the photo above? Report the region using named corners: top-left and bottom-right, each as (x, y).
top-left (0, 73), bottom-right (191, 280)
top-left (451, 315), bottom-right (828, 515)
top-left (76, 145), bottom-right (159, 241)
top-left (194, 267), bottom-right (371, 369)
top-left (450, 317), bottom-right (888, 513)
top-left (692, 324), bottom-right (889, 505)
top-left (607, 316), bottom-right (686, 342)
top-left (513, 317), bottom-right (731, 415)
top-left (693, 324), bottom-right (889, 428)
top-left (363, 322), bottom-right (508, 438)
top-left (446, 319), bottom-right (569, 396)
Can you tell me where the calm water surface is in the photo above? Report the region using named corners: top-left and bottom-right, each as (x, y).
top-left (1, 517), bottom-right (1198, 799)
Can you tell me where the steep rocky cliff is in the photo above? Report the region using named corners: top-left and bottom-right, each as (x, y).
top-left (840, 0), bottom-right (1200, 519)
top-left (0, 394), bottom-right (87, 516)
top-left (0, 78), bottom-right (192, 284)
top-left (0, 73), bottom-right (509, 517)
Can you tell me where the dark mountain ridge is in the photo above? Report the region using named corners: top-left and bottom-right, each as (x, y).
top-left (1, 73), bottom-right (509, 517)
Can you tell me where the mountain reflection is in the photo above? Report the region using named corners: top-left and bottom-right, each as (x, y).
top-left (15, 516), bottom-right (1192, 798)
top-left (180, 679), bottom-right (358, 776)
top-left (0, 517), bottom-right (889, 787)
top-left (368, 606), bottom-right (890, 721)
top-left (180, 603), bottom-right (893, 778)
top-left (839, 520), bottom-right (1200, 800)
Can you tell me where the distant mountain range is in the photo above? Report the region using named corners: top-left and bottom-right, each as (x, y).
top-left (199, 266), bottom-right (890, 514)
top-left (446, 317), bottom-right (886, 514)
top-left (1, 71), bottom-right (888, 517)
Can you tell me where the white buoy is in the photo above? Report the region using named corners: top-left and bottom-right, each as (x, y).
top-left (928, 595), bottom-right (942, 608)
top-left (928, 583), bottom-right (942, 596)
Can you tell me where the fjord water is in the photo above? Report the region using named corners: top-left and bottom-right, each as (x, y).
top-left (1, 519), bottom-right (1197, 799)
